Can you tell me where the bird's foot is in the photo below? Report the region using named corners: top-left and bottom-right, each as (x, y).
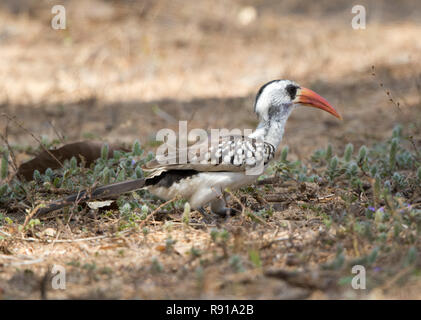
top-left (212, 207), bottom-right (240, 218)
top-left (198, 207), bottom-right (214, 224)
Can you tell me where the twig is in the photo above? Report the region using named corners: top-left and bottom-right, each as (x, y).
top-left (3, 258), bottom-right (44, 267)
top-left (1, 113), bottom-right (64, 168)
top-left (0, 254), bottom-right (36, 260)
top-left (37, 187), bottom-right (73, 195)
top-left (171, 221), bottom-right (215, 227)
top-left (139, 197), bottom-right (178, 228)
top-left (407, 135), bottom-right (421, 159)
top-left (224, 189), bottom-right (245, 216)
top-left (23, 203), bottom-right (46, 229)
top-left (0, 229), bottom-right (12, 237)
top-left (371, 66), bottom-right (402, 112)
top-left (225, 189), bottom-right (268, 225)
top-left (317, 194), bottom-right (335, 201)
top-left (11, 229), bottom-right (132, 243)
top-left (47, 120), bottom-right (65, 143)
top-left (0, 121), bottom-right (18, 174)
top-left (0, 254), bottom-right (45, 267)
top-left (265, 194), bottom-right (289, 202)
top-left (65, 180), bottom-right (100, 225)
top-left (152, 105), bottom-right (177, 123)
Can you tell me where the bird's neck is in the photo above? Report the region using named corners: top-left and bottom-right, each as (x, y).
top-left (249, 107), bottom-right (292, 150)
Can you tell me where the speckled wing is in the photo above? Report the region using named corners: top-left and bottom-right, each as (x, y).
top-left (143, 135), bottom-right (275, 176)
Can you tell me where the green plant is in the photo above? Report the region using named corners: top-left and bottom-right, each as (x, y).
top-left (1, 151), bottom-right (8, 180)
top-left (229, 255), bottom-right (245, 272)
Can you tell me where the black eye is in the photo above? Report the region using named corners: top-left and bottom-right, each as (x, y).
top-left (286, 85), bottom-right (298, 100)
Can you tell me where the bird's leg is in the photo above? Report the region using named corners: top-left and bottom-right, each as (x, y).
top-left (210, 194), bottom-right (239, 217)
top-left (209, 187), bottom-right (240, 217)
top-left (209, 187), bottom-right (230, 217)
top-left (210, 197), bottom-right (229, 217)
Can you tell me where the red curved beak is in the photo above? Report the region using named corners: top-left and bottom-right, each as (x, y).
top-left (294, 87), bottom-right (342, 120)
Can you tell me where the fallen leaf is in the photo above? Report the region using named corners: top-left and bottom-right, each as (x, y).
top-left (41, 228), bottom-right (57, 237)
top-left (87, 200), bottom-right (114, 210)
top-left (155, 245), bottom-right (166, 252)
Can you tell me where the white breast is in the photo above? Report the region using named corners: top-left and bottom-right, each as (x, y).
top-left (147, 171), bottom-right (257, 209)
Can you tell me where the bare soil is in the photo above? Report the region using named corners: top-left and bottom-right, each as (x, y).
top-left (0, 0), bottom-right (421, 299)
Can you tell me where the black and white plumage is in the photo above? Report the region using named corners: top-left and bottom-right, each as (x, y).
top-left (143, 135), bottom-right (275, 214)
top-left (36, 80), bottom-right (341, 217)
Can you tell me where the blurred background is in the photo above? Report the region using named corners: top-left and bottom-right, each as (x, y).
top-left (1, 0), bottom-right (421, 300)
top-left (0, 0), bottom-right (420, 163)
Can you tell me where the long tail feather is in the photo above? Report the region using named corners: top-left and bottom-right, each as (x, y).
top-left (35, 178), bottom-right (146, 215)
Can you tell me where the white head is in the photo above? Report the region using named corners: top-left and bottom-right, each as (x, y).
top-left (251, 79), bottom-right (341, 148)
top-left (254, 80), bottom-right (300, 122)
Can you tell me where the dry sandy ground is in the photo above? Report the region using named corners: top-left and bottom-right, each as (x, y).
top-left (0, 0), bottom-right (421, 299)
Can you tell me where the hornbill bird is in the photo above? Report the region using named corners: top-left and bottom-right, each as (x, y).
top-left (35, 80), bottom-right (341, 217)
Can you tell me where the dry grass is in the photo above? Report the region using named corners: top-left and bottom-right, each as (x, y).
top-left (0, 0), bottom-right (421, 299)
